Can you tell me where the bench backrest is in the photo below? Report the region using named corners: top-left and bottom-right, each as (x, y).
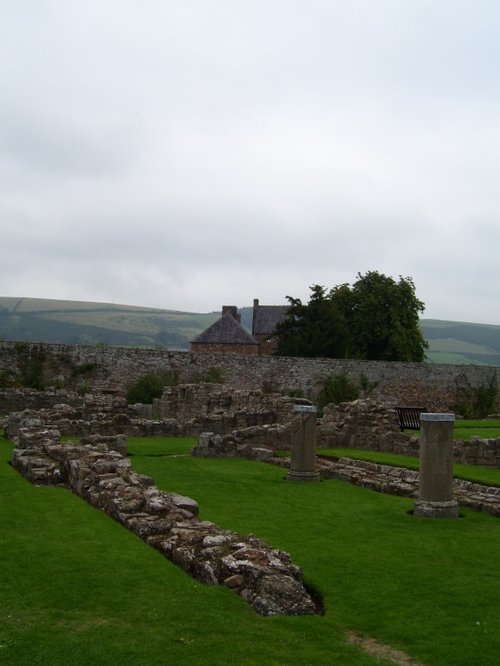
top-left (395, 406), bottom-right (427, 431)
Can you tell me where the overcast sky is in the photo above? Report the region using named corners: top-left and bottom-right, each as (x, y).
top-left (1, 1), bottom-right (499, 323)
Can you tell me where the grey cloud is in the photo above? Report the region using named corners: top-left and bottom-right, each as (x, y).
top-left (0, 106), bottom-right (139, 177)
top-left (1, 1), bottom-right (500, 321)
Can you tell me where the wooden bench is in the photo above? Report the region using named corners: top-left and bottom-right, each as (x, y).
top-left (395, 406), bottom-right (427, 431)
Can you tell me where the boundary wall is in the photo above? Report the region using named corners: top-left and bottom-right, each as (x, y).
top-left (1, 341), bottom-right (499, 411)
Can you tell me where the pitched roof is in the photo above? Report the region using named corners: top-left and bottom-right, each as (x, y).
top-left (192, 312), bottom-right (258, 346)
top-left (252, 305), bottom-right (289, 337)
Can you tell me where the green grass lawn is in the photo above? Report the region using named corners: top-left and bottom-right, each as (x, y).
top-left (452, 418), bottom-right (500, 441)
top-left (316, 448), bottom-right (500, 488)
top-left (402, 418), bottom-right (500, 441)
top-left (2, 435), bottom-right (500, 665)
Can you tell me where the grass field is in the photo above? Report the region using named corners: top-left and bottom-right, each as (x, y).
top-left (2, 435), bottom-right (498, 665)
top-left (400, 419), bottom-right (500, 441)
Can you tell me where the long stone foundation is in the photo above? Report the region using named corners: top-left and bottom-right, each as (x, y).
top-left (10, 427), bottom-right (317, 616)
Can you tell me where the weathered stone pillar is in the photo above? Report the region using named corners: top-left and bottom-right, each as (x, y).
top-left (414, 413), bottom-right (458, 518)
top-left (287, 405), bottom-right (320, 482)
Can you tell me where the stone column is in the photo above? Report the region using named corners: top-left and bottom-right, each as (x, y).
top-left (287, 405), bottom-right (320, 482)
top-left (414, 413), bottom-right (458, 518)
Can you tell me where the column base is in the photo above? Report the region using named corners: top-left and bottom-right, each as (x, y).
top-left (413, 499), bottom-right (459, 518)
top-left (286, 470), bottom-right (320, 482)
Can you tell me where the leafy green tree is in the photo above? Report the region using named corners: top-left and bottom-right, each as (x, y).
top-left (346, 272), bottom-right (428, 361)
top-left (275, 272), bottom-right (428, 362)
top-left (274, 285), bottom-right (350, 358)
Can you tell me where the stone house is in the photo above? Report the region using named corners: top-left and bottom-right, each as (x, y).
top-left (191, 301), bottom-right (289, 356)
top-left (251, 299), bottom-right (289, 356)
top-left (190, 306), bottom-right (259, 356)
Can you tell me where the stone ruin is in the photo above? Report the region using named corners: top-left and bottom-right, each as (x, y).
top-left (153, 383), bottom-right (300, 434)
top-left (194, 399), bottom-right (414, 461)
top-left (189, 397), bottom-right (500, 468)
top-left (193, 424), bottom-right (290, 460)
top-left (4, 392), bottom-right (500, 469)
top-left (318, 399), bottom-right (418, 453)
top-left (2, 384), bottom-right (310, 449)
top-left (4, 389), bottom-right (500, 621)
top-left (9, 425), bottom-right (317, 617)
top-left (2, 387), bottom-right (322, 615)
top-left (317, 399), bottom-right (500, 468)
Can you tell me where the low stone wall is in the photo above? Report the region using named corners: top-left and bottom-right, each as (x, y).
top-left (10, 427), bottom-right (317, 617)
top-left (3, 405), bottom-right (285, 442)
top-left (4, 414), bottom-right (187, 440)
top-left (453, 437), bottom-right (500, 468)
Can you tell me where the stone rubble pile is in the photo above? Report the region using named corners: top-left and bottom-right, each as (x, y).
top-left (9, 426), bottom-right (317, 617)
top-left (318, 399), bottom-right (418, 453)
top-left (153, 384), bottom-right (311, 435)
top-left (193, 423), bottom-right (291, 460)
top-left (153, 384), bottom-right (297, 423)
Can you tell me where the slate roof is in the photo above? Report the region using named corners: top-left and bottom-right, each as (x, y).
top-left (252, 305), bottom-right (289, 337)
top-left (192, 312), bottom-right (259, 346)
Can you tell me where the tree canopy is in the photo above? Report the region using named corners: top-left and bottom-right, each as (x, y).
top-left (274, 272), bottom-right (428, 362)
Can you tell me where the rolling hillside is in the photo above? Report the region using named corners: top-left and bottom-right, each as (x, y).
top-left (2, 297), bottom-right (500, 365)
top-left (420, 319), bottom-right (500, 366)
top-left (0, 297), bottom-right (218, 350)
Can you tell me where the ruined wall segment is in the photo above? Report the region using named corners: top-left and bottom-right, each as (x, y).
top-left (318, 399), bottom-right (416, 453)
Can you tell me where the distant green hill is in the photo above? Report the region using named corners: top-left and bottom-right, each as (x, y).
top-left (420, 319), bottom-right (500, 366)
top-left (1, 298), bottom-right (500, 365)
top-left (0, 297), bottom-right (218, 350)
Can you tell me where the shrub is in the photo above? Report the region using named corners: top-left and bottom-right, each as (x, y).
top-left (283, 388), bottom-right (306, 399)
top-left (317, 373), bottom-right (360, 411)
top-left (71, 362), bottom-right (99, 378)
top-left (202, 367), bottom-right (225, 384)
top-left (14, 342), bottom-right (46, 390)
top-left (0, 370), bottom-right (17, 389)
top-left (126, 372), bottom-right (178, 404)
top-left (454, 373), bottom-right (498, 419)
top-left (359, 372), bottom-right (378, 394)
